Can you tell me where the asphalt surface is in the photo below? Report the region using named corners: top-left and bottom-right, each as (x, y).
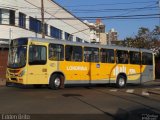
top-left (0, 81), bottom-right (160, 120)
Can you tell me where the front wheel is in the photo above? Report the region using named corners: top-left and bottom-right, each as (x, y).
top-left (116, 75), bottom-right (126, 88)
top-left (49, 74), bottom-right (64, 90)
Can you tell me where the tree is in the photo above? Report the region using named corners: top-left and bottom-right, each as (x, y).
top-left (152, 26), bottom-right (160, 40)
top-left (119, 26), bottom-right (160, 56)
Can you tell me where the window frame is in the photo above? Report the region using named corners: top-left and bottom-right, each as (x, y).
top-left (65, 45), bottom-right (82, 62)
top-left (9, 10), bottom-right (15, 25)
top-left (49, 43), bottom-right (64, 61)
top-left (19, 12), bottom-right (26, 28)
top-left (100, 48), bottom-right (115, 63)
top-left (142, 52), bottom-right (153, 65)
top-left (116, 50), bottom-right (129, 64)
top-left (50, 26), bottom-right (62, 39)
top-left (84, 47), bottom-right (99, 62)
top-left (29, 17), bottom-right (42, 33)
top-left (129, 51), bottom-right (141, 65)
top-left (29, 45), bottom-right (47, 65)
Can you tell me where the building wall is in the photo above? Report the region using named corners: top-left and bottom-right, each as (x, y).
top-left (99, 33), bottom-right (107, 45)
top-left (106, 28), bottom-right (118, 45)
top-left (0, 0), bottom-right (90, 43)
top-left (0, 48), bottom-right (8, 85)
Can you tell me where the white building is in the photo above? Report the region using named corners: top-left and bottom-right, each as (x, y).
top-left (106, 28), bottom-right (118, 45)
top-left (0, 0), bottom-right (90, 47)
top-left (84, 19), bottom-right (106, 44)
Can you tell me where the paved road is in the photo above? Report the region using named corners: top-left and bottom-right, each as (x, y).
top-left (0, 81), bottom-right (160, 120)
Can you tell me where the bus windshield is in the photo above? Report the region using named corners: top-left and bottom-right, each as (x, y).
top-left (8, 46), bottom-right (27, 68)
top-left (8, 38), bottom-right (28, 68)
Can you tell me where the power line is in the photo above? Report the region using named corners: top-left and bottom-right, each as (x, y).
top-left (71, 6), bottom-right (157, 12)
top-left (63, 1), bottom-right (157, 8)
top-left (70, 6), bottom-right (158, 14)
top-left (2, 13), bottom-right (159, 20)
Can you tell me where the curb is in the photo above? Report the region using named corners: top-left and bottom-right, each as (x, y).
top-left (0, 79), bottom-right (6, 86)
top-left (148, 91), bottom-right (160, 95)
top-left (155, 79), bottom-right (160, 82)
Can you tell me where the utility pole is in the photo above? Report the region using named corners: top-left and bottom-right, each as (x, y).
top-left (9, 28), bottom-right (12, 49)
top-left (41, 0), bottom-right (45, 38)
top-left (158, 0), bottom-right (160, 31)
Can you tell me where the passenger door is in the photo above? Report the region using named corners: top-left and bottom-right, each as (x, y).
top-left (27, 45), bottom-right (48, 84)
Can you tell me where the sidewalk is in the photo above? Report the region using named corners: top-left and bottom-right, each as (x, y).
top-left (147, 79), bottom-right (160, 95)
top-left (0, 78), bottom-right (6, 86)
top-left (155, 79), bottom-right (160, 82)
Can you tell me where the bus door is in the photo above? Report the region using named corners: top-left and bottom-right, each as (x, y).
top-left (87, 47), bottom-right (100, 82)
top-left (141, 53), bottom-right (154, 82)
top-left (27, 45), bottom-right (48, 84)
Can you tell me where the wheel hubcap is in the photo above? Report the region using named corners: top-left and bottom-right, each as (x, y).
top-left (54, 78), bottom-right (61, 87)
top-left (119, 78), bottom-right (125, 86)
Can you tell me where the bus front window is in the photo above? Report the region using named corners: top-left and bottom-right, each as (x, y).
top-left (8, 46), bottom-right (27, 68)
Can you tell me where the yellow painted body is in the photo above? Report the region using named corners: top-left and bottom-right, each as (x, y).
top-left (6, 39), bottom-right (153, 85)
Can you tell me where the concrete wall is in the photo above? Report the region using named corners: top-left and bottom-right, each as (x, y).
top-left (0, 48), bottom-right (8, 86)
top-left (0, 0), bottom-right (90, 42)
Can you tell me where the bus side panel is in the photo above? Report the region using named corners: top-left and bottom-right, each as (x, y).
top-left (59, 61), bottom-right (90, 83)
top-left (127, 64), bottom-right (141, 83)
top-left (27, 65), bottom-right (48, 84)
top-left (47, 61), bottom-right (61, 82)
top-left (141, 65), bottom-right (154, 82)
top-left (110, 64), bottom-right (143, 83)
top-left (99, 63), bottom-right (116, 81)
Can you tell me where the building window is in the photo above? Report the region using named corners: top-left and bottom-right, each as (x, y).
top-left (84, 47), bottom-right (99, 62)
top-left (65, 32), bottom-right (73, 41)
top-left (29, 17), bottom-right (42, 33)
top-left (84, 41), bottom-right (89, 43)
top-left (65, 45), bottom-right (82, 62)
top-left (100, 48), bottom-right (114, 63)
top-left (44, 23), bottom-right (48, 35)
top-left (0, 9), bottom-right (9, 24)
top-left (19, 12), bottom-right (26, 28)
top-left (49, 43), bottom-right (64, 61)
top-left (50, 26), bottom-right (62, 39)
top-left (9, 10), bottom-right (15, 25)
top-left (76, 37), bottom-right (83, 42)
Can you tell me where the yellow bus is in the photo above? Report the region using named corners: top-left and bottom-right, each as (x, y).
top-left (6, 37), bottom-right (155, 89)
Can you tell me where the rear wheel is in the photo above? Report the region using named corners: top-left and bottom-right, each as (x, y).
top-left (49, 74), bottom-right (64, 90)
top-left (116, 75), bottom-right (126, 88)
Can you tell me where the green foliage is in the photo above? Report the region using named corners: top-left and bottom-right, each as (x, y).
top-left (121, 26), bottom-right (160, 56)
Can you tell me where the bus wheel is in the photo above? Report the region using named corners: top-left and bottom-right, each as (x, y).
top-left (49, 74), bottom-right (63, 90)
top-left (116, 75), bottom-right (126, 88)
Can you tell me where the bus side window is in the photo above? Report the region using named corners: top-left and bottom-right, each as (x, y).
top-left (142, 52), bottom-right (153, 65)
top-left (65, 45), bottom-right (82, 62)
top-left (84, 47), bottom-right (99, 62)
top-left (49, 43), bottom-right (64, 61)
top-left (116, 50), bottom-right (128, 64)
top-left (130, 51), bottom-right (140, 64)
top-left (100, 48), bottom-right (114, 63)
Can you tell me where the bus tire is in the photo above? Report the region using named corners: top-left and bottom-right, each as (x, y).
top-left (116, 75), bottom-right (126, 88)
top-left (49, 74), bottom-right (63, 90)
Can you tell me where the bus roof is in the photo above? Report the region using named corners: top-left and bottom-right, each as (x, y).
top-left (21, 37), bottom-right (153, 53)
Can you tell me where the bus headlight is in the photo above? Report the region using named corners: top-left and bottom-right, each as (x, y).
top-left (19, 69), bottom-right (26, 77)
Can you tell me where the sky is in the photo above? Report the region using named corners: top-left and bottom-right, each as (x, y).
top-left (54, 0), bottom-right (159, 40)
